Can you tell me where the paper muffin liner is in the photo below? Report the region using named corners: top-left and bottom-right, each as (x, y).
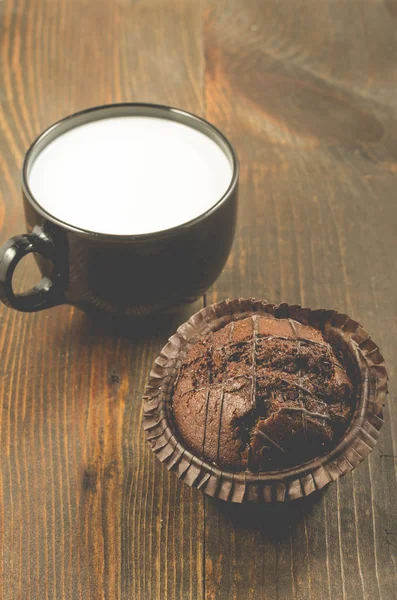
top-left (143, 299), bottom-right (388, 503)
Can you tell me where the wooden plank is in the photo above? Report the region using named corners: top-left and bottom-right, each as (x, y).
top-left (204, 1), bottom-right (397, 599)
top-left (1, 0), bottom-right (397, 598)
top-left (0, 0), bottom-right (205, 598)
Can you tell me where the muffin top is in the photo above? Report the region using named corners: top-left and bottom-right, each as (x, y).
top-left (171, 316), bottom-right (353, 472)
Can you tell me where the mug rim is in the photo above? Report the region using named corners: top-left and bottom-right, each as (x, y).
top-left (22, 102), bottom-right (239, 242)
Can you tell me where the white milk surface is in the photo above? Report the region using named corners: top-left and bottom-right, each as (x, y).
top-left (28, 116), bottom-right (233, 235)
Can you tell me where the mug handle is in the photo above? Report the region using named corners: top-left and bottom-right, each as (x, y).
top-left (0, 228), bottom-right (63, 312)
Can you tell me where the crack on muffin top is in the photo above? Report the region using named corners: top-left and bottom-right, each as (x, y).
top-left (171, 316), bottom-right (354, 472)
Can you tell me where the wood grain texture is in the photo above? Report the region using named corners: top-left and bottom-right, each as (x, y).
top-left (0, 1), bottom-right (205, 599)
top-left (204, 1), bottom-right (397, 599)
top-left (0, 0), bottom-right (396, 599)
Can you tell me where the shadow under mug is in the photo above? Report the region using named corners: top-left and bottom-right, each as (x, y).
top-left (0, 103), bottom-right (239, 317)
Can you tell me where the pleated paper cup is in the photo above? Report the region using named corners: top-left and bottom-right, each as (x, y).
top-left (143, 299), bottom-right (388, 503)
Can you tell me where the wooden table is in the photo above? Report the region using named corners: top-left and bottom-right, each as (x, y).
top-left (1, 0), bottom-right (396, 598)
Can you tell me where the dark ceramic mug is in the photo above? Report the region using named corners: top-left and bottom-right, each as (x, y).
top-left (0, 103), bottom-right (238, 316)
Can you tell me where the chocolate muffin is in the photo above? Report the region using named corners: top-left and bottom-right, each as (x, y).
top-left (144, 300), bottom-right (387, 502)
top-left (172, 316), bottom-right (353, 471)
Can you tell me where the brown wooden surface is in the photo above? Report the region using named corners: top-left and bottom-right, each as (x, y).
top-left (0, 0), bottom-right (396, 598)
